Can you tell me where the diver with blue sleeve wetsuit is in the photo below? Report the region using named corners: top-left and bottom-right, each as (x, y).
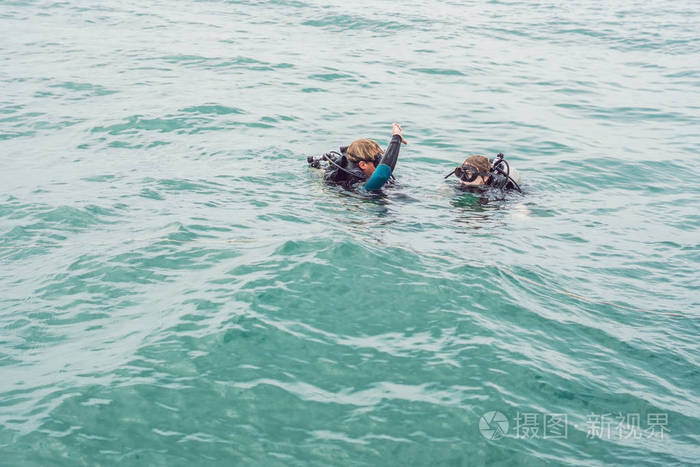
top-left (307, 123), bottom-right (405, 191)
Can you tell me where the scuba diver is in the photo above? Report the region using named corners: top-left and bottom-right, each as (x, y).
top-left (444, 153), bottom-right (523, 193)
top-left (307, 123), bottom-right (406, 190)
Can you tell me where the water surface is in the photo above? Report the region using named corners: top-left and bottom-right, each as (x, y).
top-left (1, 0), bottom-right (699, 465)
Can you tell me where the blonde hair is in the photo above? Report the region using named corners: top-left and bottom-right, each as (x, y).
top-left (347, 138), bottom-right (382, 163)
top-left (462, 154), bottom-right (491, 174)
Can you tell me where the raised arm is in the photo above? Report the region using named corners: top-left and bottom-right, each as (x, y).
top-left (363, 123), bottom-right (404, 190)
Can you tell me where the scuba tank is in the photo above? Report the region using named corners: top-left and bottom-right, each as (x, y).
top-left (488, 153), bottom-right (522, 192)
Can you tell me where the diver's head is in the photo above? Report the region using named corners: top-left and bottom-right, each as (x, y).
top-left (454, 155), bottom-right (491, 187)
top-left (347, 138), bottom-right (383, 177)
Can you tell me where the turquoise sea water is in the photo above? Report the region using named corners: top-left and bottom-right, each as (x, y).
top-left (1, 0), bottom-right (699, 465)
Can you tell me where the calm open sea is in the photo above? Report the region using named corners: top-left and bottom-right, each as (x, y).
top-left (1, 0), bottom-right (699, 465)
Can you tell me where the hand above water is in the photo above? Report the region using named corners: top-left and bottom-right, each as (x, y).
top-left (392, 122), bottom-right (407, 144)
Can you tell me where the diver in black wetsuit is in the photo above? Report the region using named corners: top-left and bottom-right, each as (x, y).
top-left (444, 153), bottom-right (523, 193)
top-left (307, 123), bottom-right (405, 191)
